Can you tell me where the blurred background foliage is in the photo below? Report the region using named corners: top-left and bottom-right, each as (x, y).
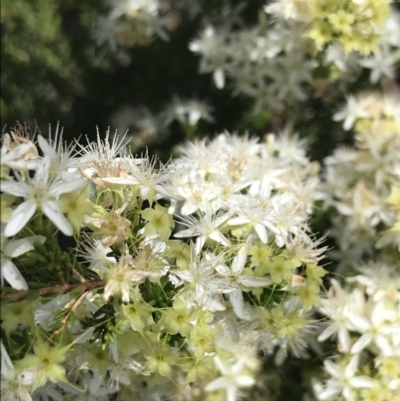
top-left (2, 0), bottom-right (388, 162)
top-left (1, 0), bottom-right (248, 158)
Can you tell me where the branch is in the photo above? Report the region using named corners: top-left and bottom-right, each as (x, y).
top-left (50, 291), bottom-right (89, 339)
top-left (72, 267), bottom-right (86, 283)
top-left (0, 279), bottom-right (104, 302)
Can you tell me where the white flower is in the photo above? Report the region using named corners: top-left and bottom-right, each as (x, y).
top-left (163, 97), bottom-right (214, 126)
top-left (347, 263), bottom-right (400, 301)
top-left (227, 198), bottom-right (271, 244)
top-left (324, 44), bottom-right (348, 71)
top-left (205, 356), bottom-right (255, 401)
top-left (318, 355), bottom-right (374, 401)
top-left (174, 206), bottom-right (231, 253)
top-left (59, 370), bottom-right (112, 401)
top-left (318, 280), bottom-right (361, 352)
top-left (34, 294), bottom-right (71, 330)
top-left (173, 243), bottom-right (236, 305)
top-left (103, 250), bottom-right (153, 303)
top-left (32, 383), bottom-right (63, 401)
top-left (350, 300), bottom-right (396, 356)
top-left (333, 95), bottom-right (370, 130)
top-left (215, 245), bottom-right (271, 318)
top-left (359, 49), bottom-right (396, 84)
top-left (78, 234), bottom-right (117, 273)
top-left (0, 224), bottom-right (45, 289)
top-left (262, 196), bottom-right (305, 247)
top-left (283, 231), bottom-right (328, 265)
top-left (1, 160), bottom-right (86, 237)
top-left (101, 153), bottom-right (174, 202)
top-left (1, 132), bottom-right (38, 170)
top-left (189, 26), bottom-right (231, 89)
top-left (1, 342), bottom-right (35, 401)
top-left (0, 142), bottom-right (33, 169)
top-left (37, 126), bottom-right (93, 180)
top-left (175, 173), bottom-right (223, 215)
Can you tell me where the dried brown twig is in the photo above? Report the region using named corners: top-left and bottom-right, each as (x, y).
top-left (0, 279), bottom-right (104, 302)
top-left (50, 291), bottom-right (89, 339)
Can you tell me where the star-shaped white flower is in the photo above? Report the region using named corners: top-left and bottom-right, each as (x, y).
top-left (359, 49), bottom-right (396, 84)
top-left (1, 341), bottom-right (36, 401)
top-left (1, 160), bottom-right (86, 237)
top-left (333, 95), bottom-right (370, 131)
top-left (215, 245), bottom-right (271, 318)
top-left (319, 355), bottom-right (374, 401)
top-left (1, 223), bottom-right (45, 289)
top-left (205, 356), bottom-right (255, 401)
top-left (174, 205), bottom-right (231, 253)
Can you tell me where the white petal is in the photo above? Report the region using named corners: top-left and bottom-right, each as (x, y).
top-left (50, 178), bottom-right (86, 196)
top-left (102, 176), bottom-right (139, 185)
top-left (1, 341), bottom-right (15, 378)
top-left (173, 270), bottom-right (193, 282)
top-left (226, 387), bottom-right (237, 401)
top-left (370, 69), bottom-right (380, 84)
top-left (1, 259), bottom-right (28, 290)
top-left (254, 223), bottom-right (268, 244)
top-left (205, 377), bottom-right (226, 392)
top-left (343, 116), bottom-right (355, 131)
top-left (318, 386), bottom-right (341, 400)
top-left (346, 313), bottom-right (370, 332)
top-left (227, 217), bottom-right (250, 226)
top-left (345, 355), bottom-right (359, 377)
top-left (375, 335), bottom-right (393, 356)
top-left (188, 110), bottom-right (201, 126)
top-left (207, 279), bottom-right (236, 294)
top-left (232, 246), bottom-right (247, 275)
top-left (349, 376), bottom-right (374, 388)
top-left (139, 186), bottom-right (151, 200)
top-left (324, 360), bottom-right (341, 379)
top-left (213, 69), bottom-right (225, 89)
top-left (209, 230), bottom-right (230, 246)
top-left (5, 201), bottom-right (36, 237)
top-left (38, 135), bottom-right (56, 158)
top-left (18, 367), bottom-right (37, 386)
top-left (181, 202), bottom-right (198, 216)
top-left (239, 276), bottom-right (271, 287)
top-left (195, 236), bottom-right (206, 254)
top-left (2, 143), bottom-right (32, 163)
top-left (338, 328), bottom-right (351, 352)
top-left (213, 356), bottom-right (228, 375)
top-left (174, 228), bottom-right (198, 238)
top-left (214, 263), bottom-right (230, 276)
top-left (42, 200), bottom-right (73, 236)
top-left (342, 387), bottom-right (354, 401)
top-left (5, 235), bottom-right (46, 258)
top-left (202, 295), bottom-right (226, 311)
top-left (226, 315), bottom-right (240, 342)
top-left (0, 180), bottom-right (30, 197)
top-left (236, 375), bottom-right (255, 387)
top-left (230, 289), bottom-right (245, 318)
top-left (74, 327), bottom-right (96, 344)
top-left (318, 325), bottom-right (337, 342)
top-left (351, 333), bottom-right (371, 354)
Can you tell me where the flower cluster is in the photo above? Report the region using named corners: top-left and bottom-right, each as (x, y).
top-left (189, 19), bottom-right (319, 112)
top-left (268, 0), bottom-right (392, 55)
top-left (0, 128), bottom-right (327, 401)
top-left (320, 92), bottom-right (400, 268)
top-left (189, 1), bottom-right (400, 111)
top-left (314, 263), bottom-right (400, 401)
top-left (94, 0), bottom-right (170, 50)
